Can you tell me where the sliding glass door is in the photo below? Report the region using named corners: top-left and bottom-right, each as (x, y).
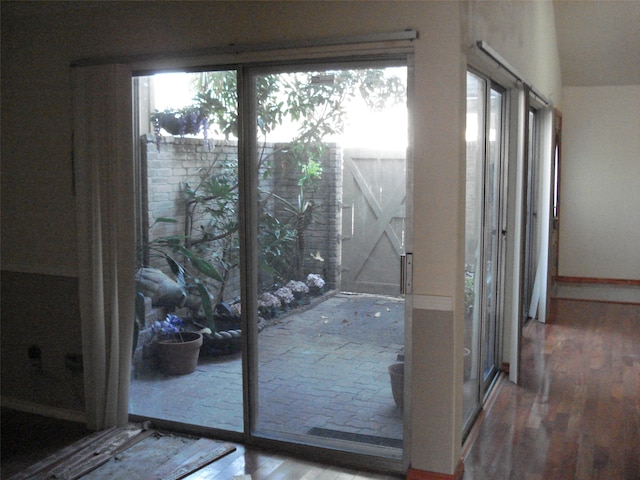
top-left (248, 63), bottom-right (407, 457)
top-left (523, 108), bottom-right (540, 325)
top-left (463, 70), bottom-right (506, 433)
top-left (130, 59), bottom-right (409, 462)
top-left (130, 70), bottom-right (244, 432)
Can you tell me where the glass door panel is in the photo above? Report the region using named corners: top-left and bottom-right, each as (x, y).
top-left (130, 70), bottom-right (244, 432)
top-left (463, 72), bottom-right (505, 433)
top-left (523, 109), bottom-right (539, 325)
top-left (482, 87), bottom-right (504, 385)
top-left (250, 64), bottom-right (407, 458)
top-left (463, 71), bottom-right (486, 429)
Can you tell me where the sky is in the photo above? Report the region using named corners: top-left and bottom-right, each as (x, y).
top-left (151, 70), bottom-right (408, 150)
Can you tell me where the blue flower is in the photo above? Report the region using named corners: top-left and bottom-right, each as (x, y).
top-left (152, 314), bottom-right (184, 334)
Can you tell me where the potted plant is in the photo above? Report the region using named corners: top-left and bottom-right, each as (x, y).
top-left (388, 362), bottom-right (404, 408)
top-left (151, 314), bottom-right (204, 375)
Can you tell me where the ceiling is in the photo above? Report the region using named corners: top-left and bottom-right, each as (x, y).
top-left (554, 0), bottom-right (640, 86)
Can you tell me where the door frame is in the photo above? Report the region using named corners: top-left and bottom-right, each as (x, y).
top-left (546, 109), bottom-right (562, 319)
top-left (242, 57), bottom-right (412, 472)
top-left (129, 52), bottom-right (415, 473)
top-left (462, 68), bottom-right (509, 435)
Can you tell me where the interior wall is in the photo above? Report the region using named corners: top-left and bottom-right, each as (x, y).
top-left (463, 0), bottom-right (562, 108)
top-left (1, 1), bottom-right (562, 476)
top-left (0, 272), bottom-right (84, 415)
top-left (559, 85), bottom-right (640, 281)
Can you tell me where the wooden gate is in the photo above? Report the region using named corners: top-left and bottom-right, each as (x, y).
top-left (341, 148), bottom-right (406, 295)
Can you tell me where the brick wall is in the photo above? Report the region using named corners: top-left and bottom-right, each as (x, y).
top-left (141, 135), bottom-right (342, 300)
top-left (272, 143), bottom-right (342, 290)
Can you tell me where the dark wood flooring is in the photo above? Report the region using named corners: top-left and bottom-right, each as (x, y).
top-left (462, 299), bottom-right (640, 479)
top-left (2, 299), bottom-right (638, 479)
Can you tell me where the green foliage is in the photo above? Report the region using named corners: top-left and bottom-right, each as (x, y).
top-left (146, 66), bottom-right (406, 314)
top-left (358, 69), bottom-right (406, 111)
top-left (193, 68), bottom-right (405, 142)
top-left (299, 159), bottom-right (323, 187)
top-left (257, 212), bottom-right (297, 286)
top-left (465, 272), bottom-right (475, 312)
top-left (193, 71), bottom-right (283, 138)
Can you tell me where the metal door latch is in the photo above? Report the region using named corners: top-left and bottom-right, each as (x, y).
top-left (400, 253), bottom-right (413, 295)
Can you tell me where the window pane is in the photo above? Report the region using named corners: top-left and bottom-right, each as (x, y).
top-left (252, 66), bottom-right (407, 458)
top-left (482, 87), bottom-right (503, 382)
top-left (463, 71), bottom-right (486, 429)
top-left (130, 71), bottom-right (244, 432)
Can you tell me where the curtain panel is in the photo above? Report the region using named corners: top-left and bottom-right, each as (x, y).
top-left (72, 64), bottom-right (135, 430)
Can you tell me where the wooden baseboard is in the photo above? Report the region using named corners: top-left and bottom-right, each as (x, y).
top-left (555, 276), bottom-right (640, 286)
top-left (407, 461), bottom-right (464, 480)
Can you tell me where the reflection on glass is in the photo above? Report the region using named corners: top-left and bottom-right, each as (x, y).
top-left (483, 88), bottom-right (503, 381)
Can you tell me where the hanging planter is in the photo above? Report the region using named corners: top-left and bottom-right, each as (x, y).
top-left (152, 108), bottom-right (209, 136)
top-left (153, 332), bottom-right (203, 375)
top-left (151, 108), bottom-right (209, 150)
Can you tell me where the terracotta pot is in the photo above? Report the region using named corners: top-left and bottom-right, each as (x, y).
top-left (153, 332), bottom-right (203, 375)
top-left (388, 363), bottom-right (404, 408)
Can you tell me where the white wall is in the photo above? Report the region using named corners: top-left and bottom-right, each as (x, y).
top-left (463, 0), bottom-right (562, 107)
top-left (560, 86), bottom-right (640, 281)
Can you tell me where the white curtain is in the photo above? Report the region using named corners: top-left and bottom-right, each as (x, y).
top-left (73, 64), bottom-right (135, 430)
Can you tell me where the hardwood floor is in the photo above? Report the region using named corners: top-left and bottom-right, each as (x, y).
top-left (1, 412), bottom-right (401, 479)
top-left (181, 444), bottom-right (401, 480)
top-left (462, 299), bottom-right (640, 479)
top-left (2, 299), bottom-right (638, 479)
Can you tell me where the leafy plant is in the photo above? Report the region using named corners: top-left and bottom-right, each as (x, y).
top-left (269, 190), bottom-right (314, 281)
top-left (257, 212), bottom-right (297, 287)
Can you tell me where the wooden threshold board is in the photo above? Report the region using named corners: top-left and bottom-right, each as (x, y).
top-left (7, 424), bottom-right (236, 480)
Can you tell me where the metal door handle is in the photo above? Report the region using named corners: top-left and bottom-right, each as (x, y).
top-left (400, 253), bottom-right (413, 295)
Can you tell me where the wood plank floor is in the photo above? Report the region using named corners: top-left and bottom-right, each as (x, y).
top-left (1, 412), bottom-right (401, 479)
top-left (462, 299), bottom-right (640, 480)
top-left (180, 444), bottom-right (401, 480)
top-left (3, 298), bottom-right (638, 479)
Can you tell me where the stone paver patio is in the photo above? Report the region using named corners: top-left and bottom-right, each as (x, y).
top-left (129, 293), bottom-right (405, 450)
